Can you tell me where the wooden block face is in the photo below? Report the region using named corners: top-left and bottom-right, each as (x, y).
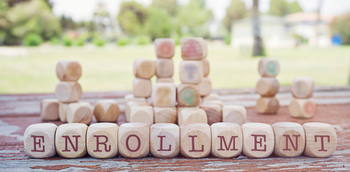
top-left (150, 123), bottom-right (180, 158)
top-left (201, 100), bottom-right (224, 107)
top-left (155, 59), bottom-right (174, 78)
top-left (59, 102), bottom-right (69, 122)
top-left (272, 122), bottom-right (305, 157)
top-left (133, 59), bottom-right (155, 79)
top-left (257, 97), bottom-right (280, 114)
top-left (87, 123), bottom-right (119, 158)
top-left (125, 101), bottom-right (148, 122)
top-left (177, 84), bottom-right (200, 107)
top-left (152, 83), bottom-right (176, 107)
top-left (67, 102), bottom-right (93, 124)
top-left (56, 60), bottom-right (82, 81)
top-left (199, 77), bottom-right (212, 96)
top-left (146, 97), bottom-right (153, 106)
top-left (55, 123), bottom-right (88, 158)
top-left (154, 38), bottom-right (175, 58)
top-left (133, 78), bottom-right (152, 98)
top-left (258, 58), bottom-right (280, 77)
top-left (211, 122), bottom-right (243, 158)
top-left (303, 122), bottom-right (337, 158)
top-left (289, 99), bottom-right (316, 118)
top-left (199, 104), bottom-right (222, 125)
top-left (292, 78), bottom-right (314, 98)
top-left (179, 60), bottom-right (203, 84)
top-left (55, 82), bottom-right (82, 103)
top-left (256, 77), bottom-right (279, 96)
top-left (124, 94), bottom-right (147, 104)
top-left (130, 106), bottom-right (154, 126)
top-left (156, 77), bottom-right (174, 83)
top-left (24, 123), bottom-right (57, 158)
top-left (178, 108), bottom-right (207, 126)
top-left (222, 105), bottom-right (247, 126)
top-left (118, 123), bottom-right (149, 158)
top-left (93, 100), bottom-right (120, 122)
top-left (181, 37), bottom-right (205, 60)
top-left (41, 99), bottom-right (59, 121)
top-left (202, 59), bottom-right (210, 77)
top-left (180, 123), bottom-right (211, 158)
top-left (202, 93), bottom-right (221, 102)
top-left (154, 107), bottom-right (177, 124)
top-left (242, 123), bottom-right (274, 158)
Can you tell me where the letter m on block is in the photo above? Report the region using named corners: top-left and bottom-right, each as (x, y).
top-left (217, 136), bottom-right (238, 151)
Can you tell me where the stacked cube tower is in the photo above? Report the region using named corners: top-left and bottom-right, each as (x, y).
top-left (289, 78), bottom-right (316, 118)
top-left (256, 58), bottom-right (280, 114)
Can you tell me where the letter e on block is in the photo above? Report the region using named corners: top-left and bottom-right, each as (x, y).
top-left (242, 123), bottom-right (274, 158)
top-left (150, 123), bottom-right (180, 158)
top-left (87, 123), bottom-right (119, 158)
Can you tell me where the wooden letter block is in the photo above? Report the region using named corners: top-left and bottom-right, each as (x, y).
top-left (211, 122), bottom-right (243, 158)
top-left (150, 123), bottom-right (180, 158)
top-left (125, 101), bottom-right (148, 122)
top-left (178, 108), bottom-right (207, 126)
top-left (133, 78), bottom-right (152, 98)
top-left (222, 105), bottom-right (247, 126)
top-left (202, 59), bottom-right (210, 77)
top-left (202, 93), bottom-right (221, 102)
top-left (59, 102), bottom-right (69, 122)
top-left (124, 94), bottom-right (147, 104)
top-left (180, 123), bottom-right (211, 158)
top-left (199, 104), bottom-right (222, 125)
top-left (93, 100), bottom-right (120, 122)
top-left (272, 122), bottom-right (305, 157)
top-left (258, 58), bottom-right (280, 77)
top-left (199, 77), bottom-right (212, 96)
top-left (242, 123), bottom-right (274, 158)
top-left (55, 81), bottom-right (82, 103)
top-left (56, 60), bottom-right (82, 81)
top-left (55, 123), bottom-right (87, 158)
top-left (41, 99), bottom-right (59, 121)
top-left (181, 37), bottom-right (205, 60)
top-left (67, 102), bottom-right (93, 124)
top-left (133, 59), bottom-right (155, 79)
top-left (87, 123), bottom-right (119, 159)
top-left (147, 97), bottom-right (153, 106)
top-left (154, 38), bottom-right (175, 59)
top-left (154, 107), bottom-right (177, 124)
top-left (289, 99), bottom-right (316, 118)
top-left (303, 122), bottom-right (337, 158)
top-left (257, 97), bottom-right (280, 114)
top-left (291, 77), bottom-right (314, 98)
top-left (179, 60), bottom-right (203, 84)
top-left (256, 77), bottom-right (279, 96)
top-left (177, 84), bottom-right (200, 107)
top-left (24, 123), bottom-right (57, 158)
top-left (201, 100), bottom-right (224, 107)
top-left (118, 123), bottom-right (149, 158)
top-left (130, 106), bottom-right (154, 126)
top-left (155, 59), bottom-right (174, 78)
top-left (157, 77), bottom-right (174, 83)
top-left (152, 83), bottom-right (176, 107)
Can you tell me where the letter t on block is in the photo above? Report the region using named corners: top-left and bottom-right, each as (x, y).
top-left (242, 123), bottom-right (274, 158)
top-left (180, 123), bottom-right (211, 158)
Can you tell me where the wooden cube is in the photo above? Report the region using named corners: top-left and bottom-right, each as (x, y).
top-left (133, 78), bottom-right (152, 98)
top-left (55, 81), bottom-right (82, 103)
top-left (179, 60), bottom-right (203, 84)
top-left (291, 77), bottom-right (314, 99)
top-left (93, 100), bottom-right (120, 122)
top-left (202, 59), bottom-right (210, 77)
top-left (118, 123), bottom-right (149, 158)
top-left (124, 94), bottom-right (147, 104)
top-left (154, 38), bottom-right (175, 59)
top-left (272, 122), bottom-right (305, 157)
top-left (177, 84), bottom-right (200, 107)
top-left (24, 123), bottom-right (57, 158)
top-left (180, 123), bottom-right (211, 158)
top-left (181, 37), bottom-right (205, 60)
top-left (178, 108), bottom-right (207, 126)
top-left (59, 102), bottom-right (69, 122)
top-left (156, 77), bottom-right (174, 83)
top-left (257, 96), bottom-right (280, 114)
top-left (303, 122), bottom-right (337, 158)
top-left (177, 107), bottom-right (198, 124)
top-left (199, 77), bottom-right (212, 96)
top-left (289, 99), bottom-right (316, 118)
top-left (152, 83), bottom-right (176, 107)
top-left (133, 59), bottom-right (155, 79)
top-left (199, 104), bottom-right (222, 125)
top-left (150, 123), bottom-right (180, 158)
top-left (147, 97), bottom-right (153, 106)
top-left (242, 123), bottom-right (274, 158)
top-left (154, 107), bottom-right (177, 124)
top-left (55, 123), bottom-right (88, 158)
top-left (256, 77), bottom-right (279, 96)
top-left (222, 105), bottom-right (247, 126)
top-left (258, 58), bottom-right (280, 77)
top-left (211, 122), bottom-right (242, 158)
top-left (202, 93), bottom-right (221, 102)
top-left (155, 59), bottom-right (174, 78)
top-left (201, 100), bottom-right (224, 107)
top-left (67, 102), bottom-right (93, 124)
top-left (56, 60), bottom-right (82, 81)
top-left (125, 101), bottom-right (148, 122)
top-left (41, 99), bottom-right (59, 121)
top-left (87, 123), bottom-right (119, 159)
top-left (130, 106), bottom-right (154, 126)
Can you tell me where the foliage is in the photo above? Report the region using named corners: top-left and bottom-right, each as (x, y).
top-left (222, 0), bottom-right (248, 32)
top-left (49, 37), bottom-right (60, 45)
top-left (22, 33), bottom-right (43, 46)
top-left (150, 0), bottom-right (178, 16)
top-left (136, 35), bottom-right (151, 45)
top-left (93, 37), bottom-right (106, 47)
top-left (76, 39), bottom-right (85, 46)
top-left (117, 1), bottom-right (147, 36)
top-left (292, 33), bottom-right (308, 44)
top-left (172, 35), bottom-right (181, 45)
top-left (117, 37), bottom-right (131, 46)
top-left (224, 34), bottom-right (231, 45)
top-left (144, 7), bottom-right (172, 40)
top-left (330, 13), bottom-right (350, 45)
top-left (63, 37), bottom-right (73, 47)
top-left (268, 0), bottom-right (302, 16)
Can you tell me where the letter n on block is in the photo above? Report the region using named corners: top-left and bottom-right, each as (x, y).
top-left (180, 123), bottom-right (211, 158)
top-left (118, 123), bottom-right (149, 158)
top-left (242, 123), bottom-right (274, 158)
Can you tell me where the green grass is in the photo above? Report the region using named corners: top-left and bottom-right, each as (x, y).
top-left (0, 44), bottom-right (349, 94)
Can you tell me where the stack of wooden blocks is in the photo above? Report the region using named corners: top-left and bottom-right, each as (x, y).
top-left (256, 58), bottom-right (280, 114)
top-left (289, 78), bottom-right (317, 118)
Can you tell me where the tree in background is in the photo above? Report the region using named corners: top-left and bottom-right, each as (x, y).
top-left (117, 1), bottom-right (147, 36)
top-left (252, 0), bottom-right (264, 56)
top-left (222, 0), bottom-right (248, 32)
top-left (330, 12), bottom-right (350, 45)
top-left (150, 0), bottom-right (178, 16)
top-left (268, 0), bottom-right (302, 16)
top-left (144, 7), bottom-right (172, 40)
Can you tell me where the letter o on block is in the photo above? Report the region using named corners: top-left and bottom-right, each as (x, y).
top-left (242, 123), bottom-right (274, 158)
top-left (180, 123), bottom-right (211, 158)
top-left (211, 122), bottom-right (242, 158)
top-left (118, 123), bottom-right (149, 158)
top-left (150, 123), bottom-right (180, 158)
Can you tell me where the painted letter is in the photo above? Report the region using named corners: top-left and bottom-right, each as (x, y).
top-left (315, 135), bottom-right (330, 152)
top-left (217, 136), bottom-right (238, 151)
top-left (62, 135), bottom-right (80, 152)
top-left (251, 134), bottom-right (266, 151)
top-left (93, 135), bottom-right (111, 152)
top-left (188, 135), bottom-right (204, 152)
top-left (31, 135), bottom-right (45, 152)
top-left (283, 135), bottom-right (300, 151)
top-left (126, 135), bottom-right (141, 152)
top-left (157, 135), bottom-right (171, 151)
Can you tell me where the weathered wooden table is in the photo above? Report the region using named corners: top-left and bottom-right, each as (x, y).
top-left (1, 86), bottom-right (350, 171)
